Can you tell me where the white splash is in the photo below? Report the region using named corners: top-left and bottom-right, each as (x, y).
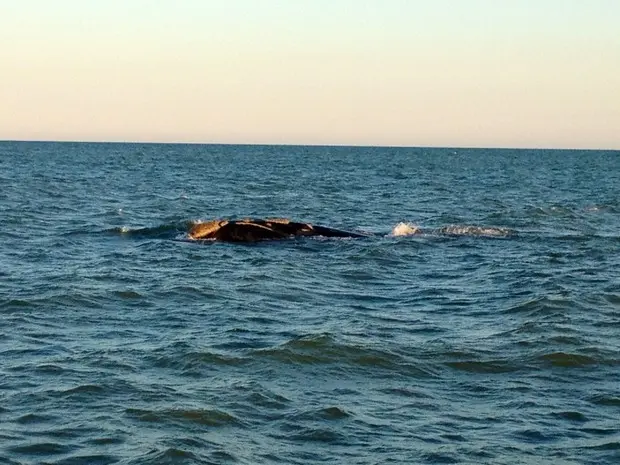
top-left (391, 222), bottom-right (421, 236)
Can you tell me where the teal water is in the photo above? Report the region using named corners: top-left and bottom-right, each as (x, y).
top-left (1, 142), bottom-right (619, 464)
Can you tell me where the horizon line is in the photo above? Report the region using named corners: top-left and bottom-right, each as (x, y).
top-left (1, 138), bottom-right (618, 152)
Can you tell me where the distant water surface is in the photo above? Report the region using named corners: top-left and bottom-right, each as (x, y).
top-left (1, 142), bottom-right (619, 464)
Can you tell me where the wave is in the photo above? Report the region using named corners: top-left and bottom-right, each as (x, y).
top-left (443, 350), bottom-right (615, 374)
top-left (125, 407), bottom-right (240, 427)
top-left (250, 333), bottom-right (433, 377)
top-left (445, 359), bottom-right (520, 373)
top-left (527, 202), bottom-right (620, 216)
top-left (537, 352), bottom-right (599, 368)
top-left (6, 442), bottom-right (74, 456)
top-left (503, 295), bottom-right (583, 316)
top-left (105, 221), bottom-right (190, 240)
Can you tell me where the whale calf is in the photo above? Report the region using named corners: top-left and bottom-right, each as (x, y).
top-left (188, 218), bottom-right (368, 242)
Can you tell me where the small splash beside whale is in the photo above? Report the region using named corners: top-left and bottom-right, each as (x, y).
top-left (390, 222), bottom-right (421, 237)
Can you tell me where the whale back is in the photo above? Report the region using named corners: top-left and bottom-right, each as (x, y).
top-left (188, 218), bottom-right (366, 242)
top-left (188, 220), bottom-right (228, 239)
top-left (219, 221), bottom-right (290, 242)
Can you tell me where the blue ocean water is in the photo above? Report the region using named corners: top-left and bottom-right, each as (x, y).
top-left (1, 141), bottom-right (619, 464)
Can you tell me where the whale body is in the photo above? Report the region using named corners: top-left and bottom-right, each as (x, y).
top-left (188, 218), bottom-right (367, 242)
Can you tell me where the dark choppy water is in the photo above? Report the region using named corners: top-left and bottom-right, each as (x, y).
top-left (1, 142), bottom-right (619, 464)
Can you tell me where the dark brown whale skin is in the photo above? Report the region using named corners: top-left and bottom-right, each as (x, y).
top-left (188, 218), bottom-right (367, 242)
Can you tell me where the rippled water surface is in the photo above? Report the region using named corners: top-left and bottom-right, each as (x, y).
top-left (1, 142), bottom-right (619, 464)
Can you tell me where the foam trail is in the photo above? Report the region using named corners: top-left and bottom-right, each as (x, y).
top-left (391, 222), bottom-right (421, 237)
top-left (437, 225), bottom-right (512, 237)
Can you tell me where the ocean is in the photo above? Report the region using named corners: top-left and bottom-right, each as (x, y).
top-left (1, 141), bottom-right (619, 464)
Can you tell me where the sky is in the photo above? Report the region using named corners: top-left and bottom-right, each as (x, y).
top-left (1, 0), bottom-right (619, 149)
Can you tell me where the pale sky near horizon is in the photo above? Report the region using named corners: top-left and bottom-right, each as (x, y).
top-left (2, 0), bottom-right (619, 148)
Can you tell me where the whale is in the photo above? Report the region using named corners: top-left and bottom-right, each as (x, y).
top-left (188, 218), bottom-right (368, 242)
top-left (186, 218), bottom-right (512, 243)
